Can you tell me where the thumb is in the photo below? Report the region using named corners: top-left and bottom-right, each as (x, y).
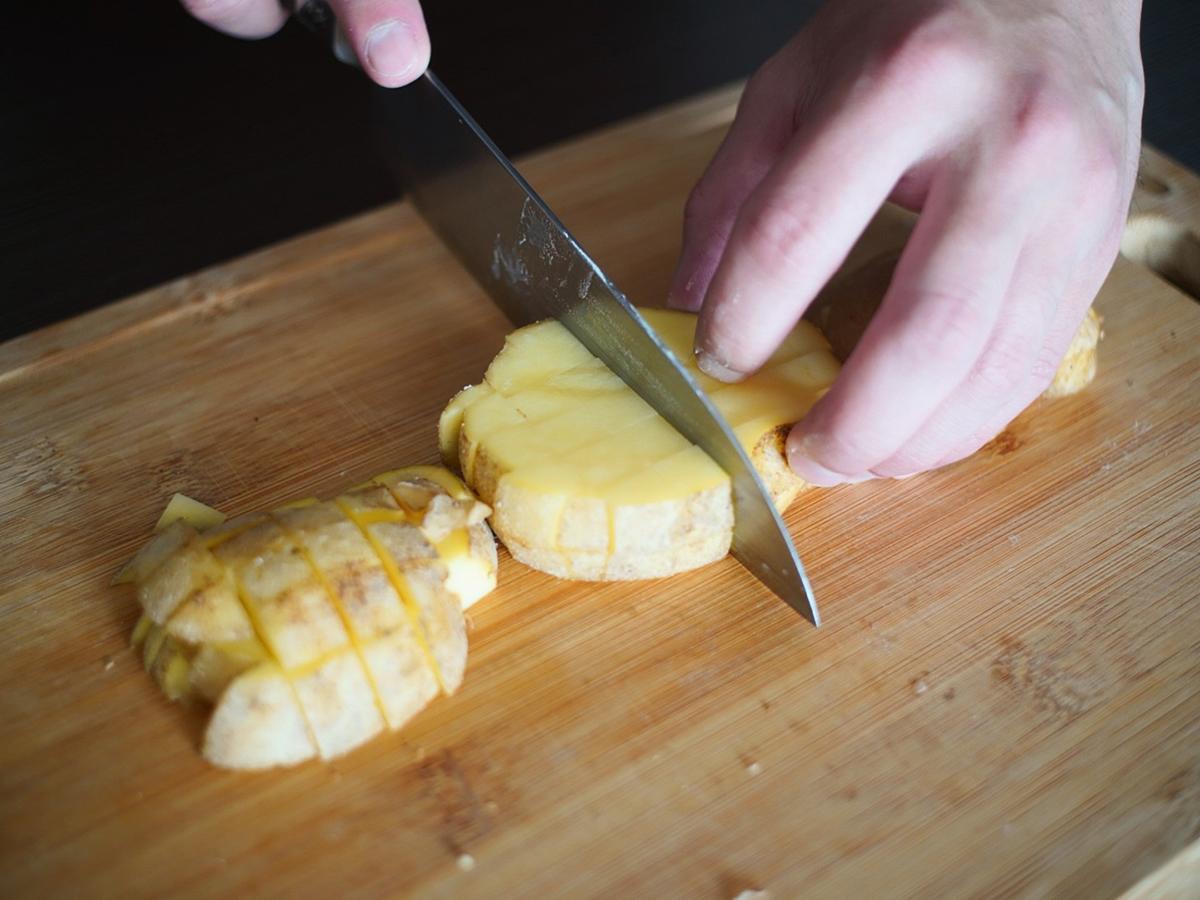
top-left (331, 0), bottom-right (430, 88)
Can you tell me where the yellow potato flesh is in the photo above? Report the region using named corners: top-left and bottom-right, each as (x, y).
top-left (155, 493), bottom-right (226, 532)
top-left (445, 308), bottom-right (840, 580)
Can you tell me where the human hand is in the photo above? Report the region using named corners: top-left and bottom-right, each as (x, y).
top-left (669, 0), bottom-right (1143, 486)
top-left (180, 0), bottom-right (430, 87)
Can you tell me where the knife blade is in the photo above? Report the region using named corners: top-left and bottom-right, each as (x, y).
top-left (372, 72), bottom-right (819, 625)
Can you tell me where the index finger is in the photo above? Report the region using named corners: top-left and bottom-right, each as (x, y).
top-left (692, 92), bottom-right (934, 382)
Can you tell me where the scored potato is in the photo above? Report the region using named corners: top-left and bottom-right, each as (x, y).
top-left (440, 308), bottom-right (841, 581)
top-left (125, 466), bottom-right (497, 770)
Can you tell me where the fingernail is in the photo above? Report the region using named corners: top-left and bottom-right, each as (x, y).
top-left (787, 436), bottom-right (870, 487)
top-left (668, 243), bottom-right (723, 311)
top-left (666, 273), bottom-right (696, 310)
top-left (668, 262), bottom-right (701, 311)
top-left (695, 348), bottom-right (745, 383)
top-left (788, 456), bottom-right (854, 487)
top-left (364, 20), bottom-right (418, 79)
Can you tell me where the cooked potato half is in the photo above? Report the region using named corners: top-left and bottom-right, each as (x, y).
top-left (124, 467), bottom-right (497, 770)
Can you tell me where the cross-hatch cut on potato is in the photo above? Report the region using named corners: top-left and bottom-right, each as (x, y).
top-left (439, 308), bottom-right (842, 581)
top-left (120, 467), bottom-right (497, 770)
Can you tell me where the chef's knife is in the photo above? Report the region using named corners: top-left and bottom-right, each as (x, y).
top-left (288, 2), bottom-right (820, 625)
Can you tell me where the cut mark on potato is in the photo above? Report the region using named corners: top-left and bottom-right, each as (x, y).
top-left (269, 512), bottom-right (393, 731)
top-left (222, 559), bottom-right (324, 755)
top-left (333, 495), bottom-right (451, 694)
top-left (272, 497), bottom-right (442, 731)
top-left (213, 517), bottom-right (386, 757)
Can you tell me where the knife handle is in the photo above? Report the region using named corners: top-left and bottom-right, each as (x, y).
top-left (280, 0), bottom-right (358, 68)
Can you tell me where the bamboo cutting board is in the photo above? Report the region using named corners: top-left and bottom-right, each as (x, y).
top-left (2, 86), bottom-right (1198, 899)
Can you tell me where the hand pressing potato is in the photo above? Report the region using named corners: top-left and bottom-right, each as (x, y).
top-left (669, 0), bottom-right (1142, 485)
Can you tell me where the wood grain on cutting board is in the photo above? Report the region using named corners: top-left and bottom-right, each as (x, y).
top-left (1, 86), bottom-right (1197, 899)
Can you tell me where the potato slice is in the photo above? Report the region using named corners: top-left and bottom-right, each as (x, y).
top-left (155, 493), bottom-right (225, 532)
top-left (288, 650), bottom-right (384, 760)
top-left (203, 663), bottom-right (318, 771)
top-left (189, 640), bottom-right (270, 702)
top-left (444, 309), bottom-right (839, 580)
top-left (214, 518), bottom-right (353, 671)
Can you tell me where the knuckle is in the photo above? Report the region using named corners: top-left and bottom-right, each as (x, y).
top-left (744, 56), bottom-right (783, 102)
top-left (742, 48), bottom-right (800, 121)
top-left (1029, 355), bottom-right (1060, 389)
top-left (897, 287), bottom-right (994, 367)
top-left (876, 15), bottom-right (989, 95)
top-left (747, 34), bottom-right (808, 97)
top-left (1030, 337), bottom-right (1071, 389)
top-left (1009, 86), bottom-right (1083, 160)
top-left (682, 177), bottom-right (743, 247)
top-left (1080, 139), bottom-right (1126, 198)
top-left (969, 324), bottom-right (1042, 398)
top-left (179, 0), bottom-right (273, 28)
top-left (737, 196), bottom-right (822, 272)
top-left (1057, 145), bottom-right (1128, 243)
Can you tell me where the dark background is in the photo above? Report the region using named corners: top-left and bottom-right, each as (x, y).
top-left (3, 2), bottom-right (1196, 341)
